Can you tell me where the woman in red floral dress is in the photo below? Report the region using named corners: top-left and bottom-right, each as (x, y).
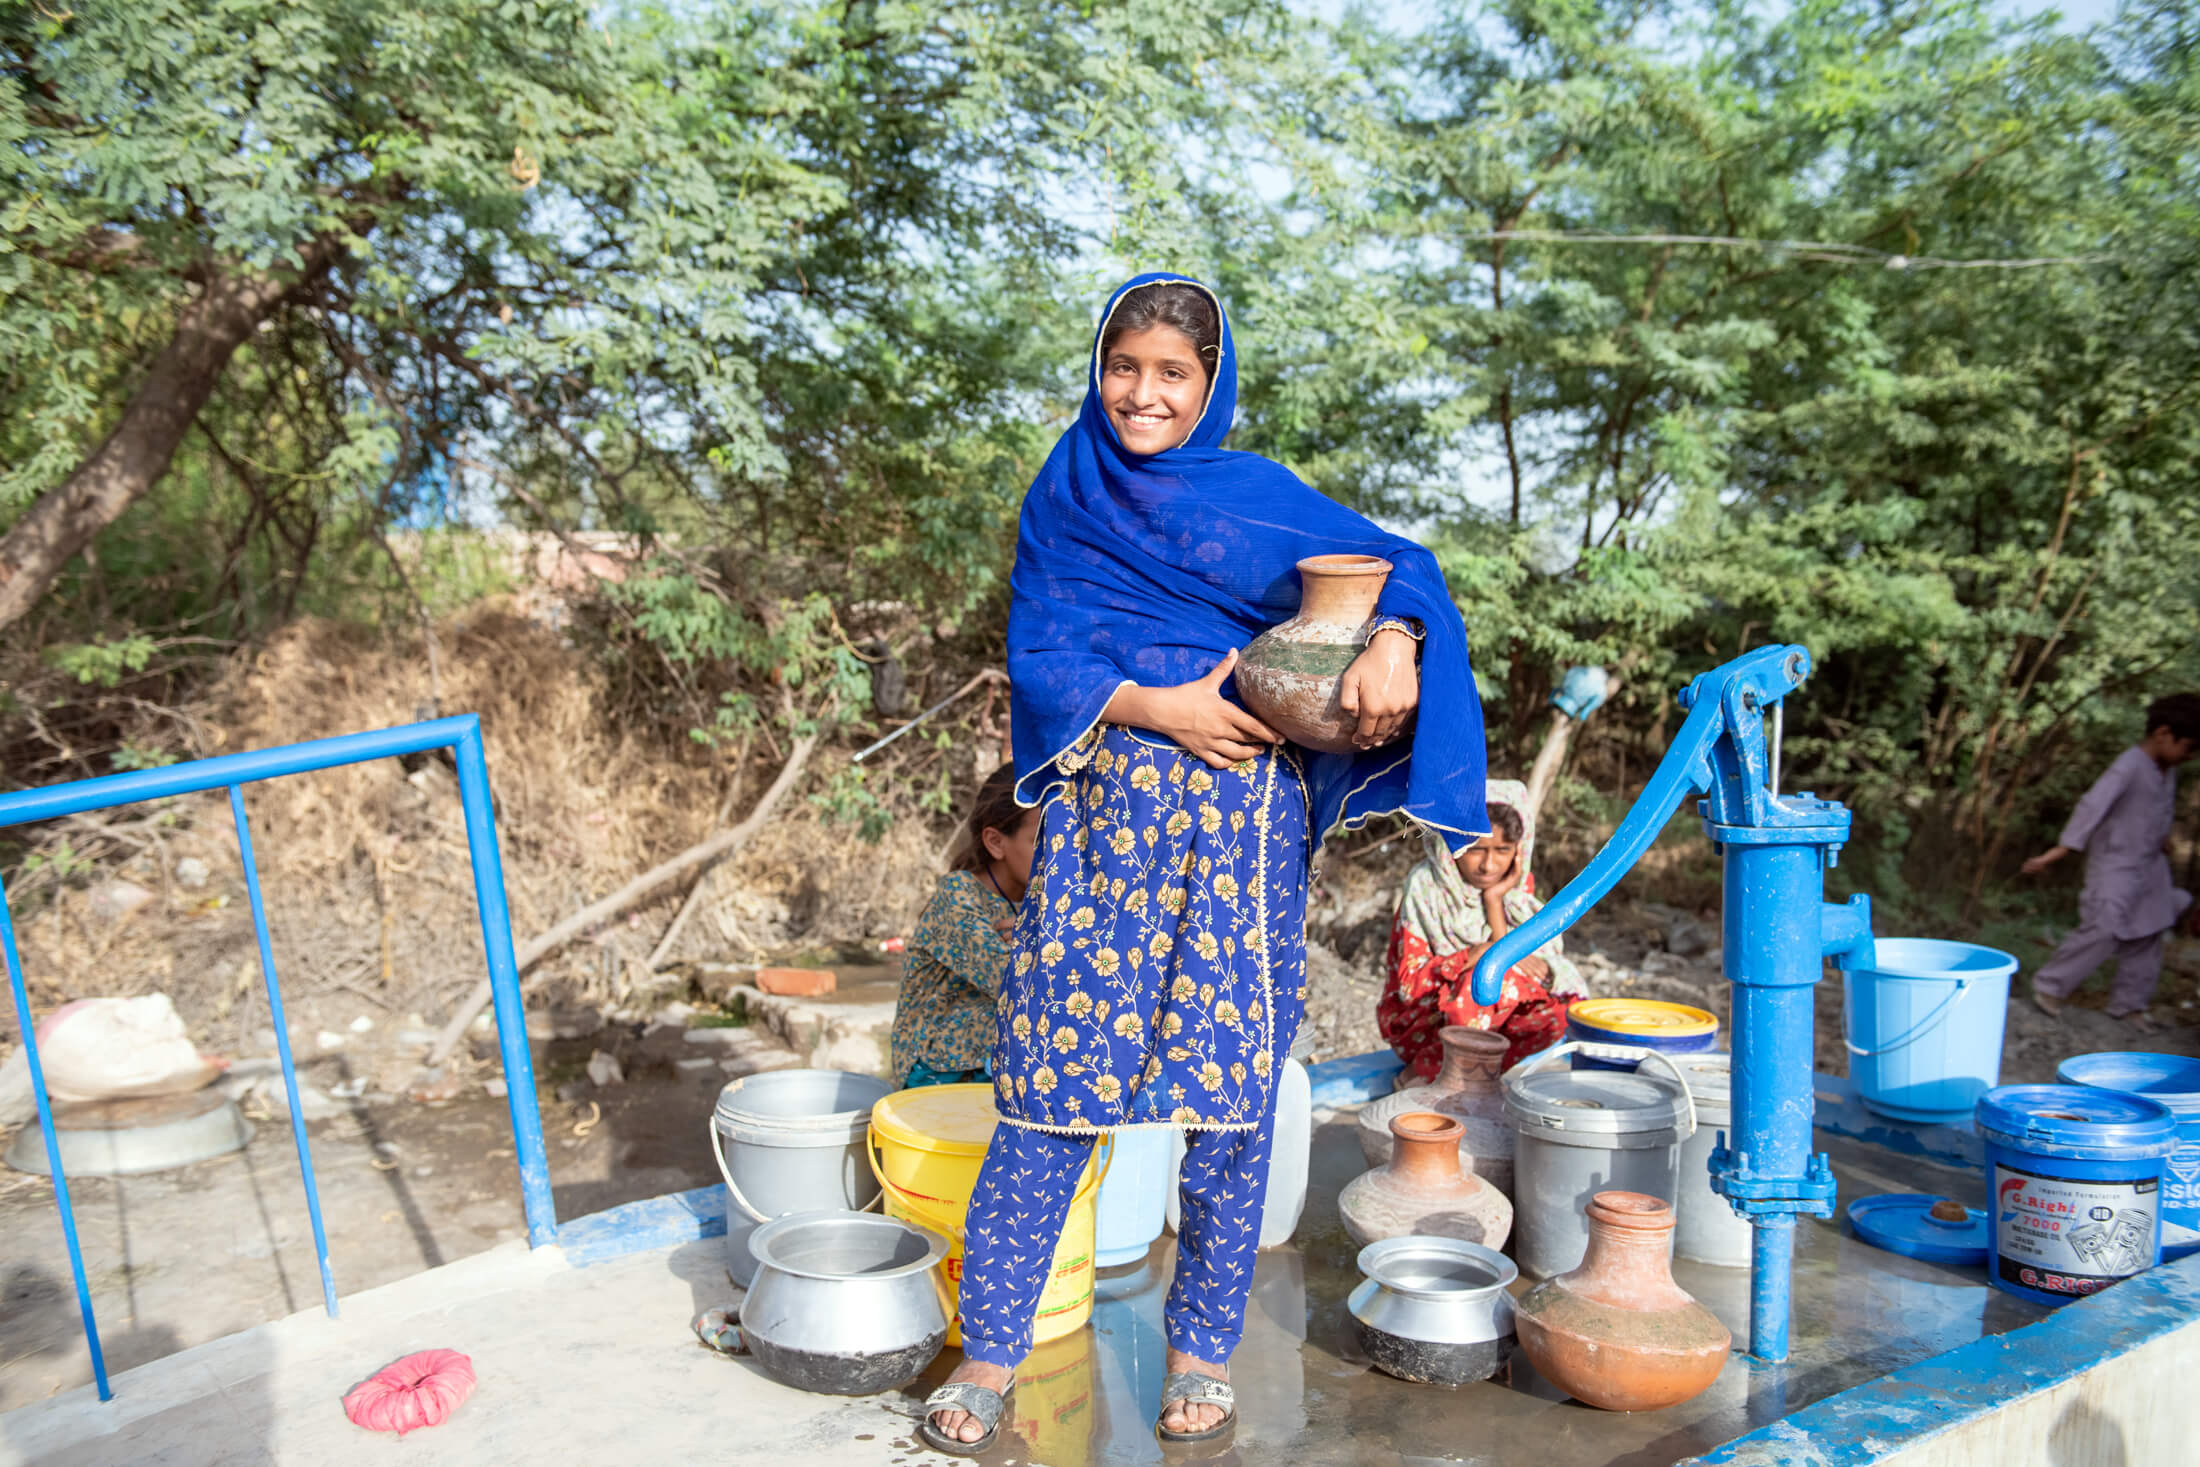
top-left (1377, 779), bottom-right (1587, 1078)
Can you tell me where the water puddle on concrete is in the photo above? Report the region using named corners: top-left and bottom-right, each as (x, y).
top-left (880, 1118), bottom-right (2046, 1467)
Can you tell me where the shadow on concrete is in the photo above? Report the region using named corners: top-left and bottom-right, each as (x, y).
top-left (2048, 1396), bottom-right (2128, 1467)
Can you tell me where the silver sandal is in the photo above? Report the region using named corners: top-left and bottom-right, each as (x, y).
top-left (919, 1376), bottom-right (1014, 1457)
top-left (1156, 1369), bottom-right (1236, 1444)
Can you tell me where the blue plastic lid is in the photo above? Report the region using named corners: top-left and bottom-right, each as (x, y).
top-left (1847, 1193), bottom-right (1989, 1268)
top-left (2056, 1052), bottom-right (2200, 1116)
top-left (1974, 1084), bottom-right (2179, 1159)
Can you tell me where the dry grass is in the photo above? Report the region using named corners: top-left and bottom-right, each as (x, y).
top-left (2, 606), bottom-right (958, 1050)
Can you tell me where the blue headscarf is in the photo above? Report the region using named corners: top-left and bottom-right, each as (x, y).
top-left (1007, 272), bottom-right (1491, 852)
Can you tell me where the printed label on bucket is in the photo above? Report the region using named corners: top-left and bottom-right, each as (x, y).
top-left (1993, 1163), bottom-right (2158, 1297)
top-left (2167, 1143), bottom-right (2200, 1214)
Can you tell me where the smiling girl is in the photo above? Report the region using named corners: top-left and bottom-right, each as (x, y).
top-left (918, 275), bottom-right (1491, 1454)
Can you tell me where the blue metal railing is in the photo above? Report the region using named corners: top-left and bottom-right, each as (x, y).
top-left (0, 715), bottom-right (555, 1401)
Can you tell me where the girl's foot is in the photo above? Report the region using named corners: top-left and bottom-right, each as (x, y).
top-left (1159, 1348), bottom-right (1229, 1437)
top-left (927, 1359), bottom-right (1015, 1446)
top-left (2032, 991), bottom-right (2063, 1017)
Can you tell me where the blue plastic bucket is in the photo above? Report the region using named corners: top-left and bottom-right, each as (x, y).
top-left (1094, 1094), bottom-right (1174, 1267)
top-left (1976, 1084), bottom-right (2178, 1305)
top-left (1843, 938), bottom-right (2014, 1122)
top-left (2056, 1052), bottom-right (2200, 1262)
top-left (1566, 998), bottom-right (1719, 1072)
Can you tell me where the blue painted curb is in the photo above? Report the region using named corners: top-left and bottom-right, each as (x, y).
top-left (1683, 1250), bottom-right (2200, 1464)
top-left (1307, 1049), bottom-right (1404, 1107)
top-left (559, 1185), bottom-right (725, 1267)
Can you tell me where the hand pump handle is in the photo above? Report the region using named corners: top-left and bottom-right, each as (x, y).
top-left (1470, 645), bottom-right (1814, 1005)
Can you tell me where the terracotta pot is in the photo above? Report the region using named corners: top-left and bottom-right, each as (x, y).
top-left (1339, 1112), bottom-right (1512, 1252)
top-left (1235, 554), bottom-right (1395, 755)
top-left (1357, 1028), bottom-right (1515, 1197)
top-left (1514, 1191), bottom-right (1730, 1412)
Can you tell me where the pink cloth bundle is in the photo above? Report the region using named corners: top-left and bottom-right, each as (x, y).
top-left (342, 1349), bottom-right (476, 1435)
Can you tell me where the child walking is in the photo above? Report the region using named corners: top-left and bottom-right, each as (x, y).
top-left (2024, 693), bottom-right (2200, 1031)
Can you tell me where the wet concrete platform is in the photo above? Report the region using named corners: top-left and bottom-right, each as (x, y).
top-left (925, 1114), bottom-right (2050, 1467)
top-left (1, 1110), bottom-right (2049, 1466)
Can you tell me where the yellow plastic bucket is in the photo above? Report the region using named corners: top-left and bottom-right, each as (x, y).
top-left (868, 1083), bottom-right (1109, 1348)
top-left (1566, 998), bottom-right (1720, 1071)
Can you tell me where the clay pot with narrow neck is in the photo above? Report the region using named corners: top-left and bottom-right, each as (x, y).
top-left (1235, 554), bottom-right (1396, 756)
top-left (1514, 1191), bottom-right (1730, 1412)
top-left (1357, 1027), bottom-right (1516, 1198)
top-left (1338, 1112), bottom-right (1512, 1252)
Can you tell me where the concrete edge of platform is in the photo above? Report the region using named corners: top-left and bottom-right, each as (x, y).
top-left (1683, 1251), bottom-right (2200, 1466)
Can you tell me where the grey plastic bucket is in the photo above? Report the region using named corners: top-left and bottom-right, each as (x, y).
top-left (1503, 1042), bottom-right (1696, 1279)
top-left (1669, 1053), bottom-right (1753, 1268)
top-left (711, 1068), bottom-right (893, 1286)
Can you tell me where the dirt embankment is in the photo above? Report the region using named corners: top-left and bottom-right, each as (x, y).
top-left (0, 609), bottom-right (954, 1071)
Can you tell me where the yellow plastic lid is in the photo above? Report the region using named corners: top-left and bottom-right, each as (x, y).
top-left (1569, 998), bottom-right (1719, 1038)
top-left (871, 1083), bottom-right (1000, 1155)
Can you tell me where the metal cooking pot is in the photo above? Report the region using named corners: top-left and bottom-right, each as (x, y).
top-left (1347, 1235), bottom-right (1517, 1386)
top-left (739, 1210), bottom-right (952, 1396)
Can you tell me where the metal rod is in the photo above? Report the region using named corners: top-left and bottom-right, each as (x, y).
top-left (451, 723), bottom-right (557, 1246)
top-left (228, 785), bottom-right (339, 1319)
top-left (0, 888), bottom-right (110, 1400)
top-left (1770, 701), bottom-right (1783, 796)
top-left (0, 717), bottom-right (485, 828)
top-left (849, 671), bottom-right (1002, 765)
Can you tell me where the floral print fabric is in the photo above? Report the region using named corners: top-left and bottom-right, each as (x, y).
top-left (890, 870), bottom-right (1015, 1086)
top-left (959, 1099), bottom-right (1286, 1366)
top-left (994, 725), bottom-right (1310, 1134)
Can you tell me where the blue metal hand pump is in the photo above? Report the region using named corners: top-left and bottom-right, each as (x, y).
top-left (1474, 645), bottom-right (1877, 1362)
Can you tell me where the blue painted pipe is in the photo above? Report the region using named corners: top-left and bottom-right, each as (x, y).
top-left (0, 714), bottom-right (559, 1401)
top-left (453, 725), bottom-right (557, 1246)
top-left (1473, 645), bottom-right (1875, 1364)
top-left (0, 892), bottom-right (111, 1400)
top-left (228, 786), bottom-right (340, 1319)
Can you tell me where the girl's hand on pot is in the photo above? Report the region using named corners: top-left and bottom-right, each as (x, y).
top-left (1107, 650), bottom-right (1280, 769)
top-left (1338, 629), bottom-right (1419, 751)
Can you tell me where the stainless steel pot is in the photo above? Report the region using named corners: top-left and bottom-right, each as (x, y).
top-left (740, 1210), bottom-right (951, 1395)
top-left (1347, 1235), bottom-right (1517, 1386)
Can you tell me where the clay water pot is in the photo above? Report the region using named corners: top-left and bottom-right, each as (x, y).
top-left (1338, 1112), bottom-right (1512, 1251)
top-left (1514, 1191), bottom-right (1730, 1412)
top-left (1235, 554), bottom-right (1395, 755)
top-left (1357, 1027), bottom-right (1516, 1197)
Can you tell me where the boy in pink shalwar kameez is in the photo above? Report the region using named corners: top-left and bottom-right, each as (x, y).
top-left (2024, 693), bottom-right (2200, 1030)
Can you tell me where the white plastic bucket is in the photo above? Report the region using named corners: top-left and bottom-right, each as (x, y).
top-left (710, 1068), bottom-right (892, 1286)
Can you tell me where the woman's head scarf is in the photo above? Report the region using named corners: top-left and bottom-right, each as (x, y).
top-left (1397, 778), bottom-right (1538, 955)
top-left (1006, 272), bottom-right (1490, 850)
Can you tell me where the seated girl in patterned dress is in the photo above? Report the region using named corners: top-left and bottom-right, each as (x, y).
top-left (1377, 778), bottom-right (1586, 1076)
top-left (889, 766), bottom-right (1040, 1088)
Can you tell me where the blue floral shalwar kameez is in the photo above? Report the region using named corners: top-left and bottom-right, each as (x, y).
top-left (955, 272), bottom-right (1492, 1373)
top-left (959, 727), bottom-right (1308, 1365)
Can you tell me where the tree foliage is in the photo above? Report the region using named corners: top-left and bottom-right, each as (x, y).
top-left (4, 0), bottom-right (2196, 893)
